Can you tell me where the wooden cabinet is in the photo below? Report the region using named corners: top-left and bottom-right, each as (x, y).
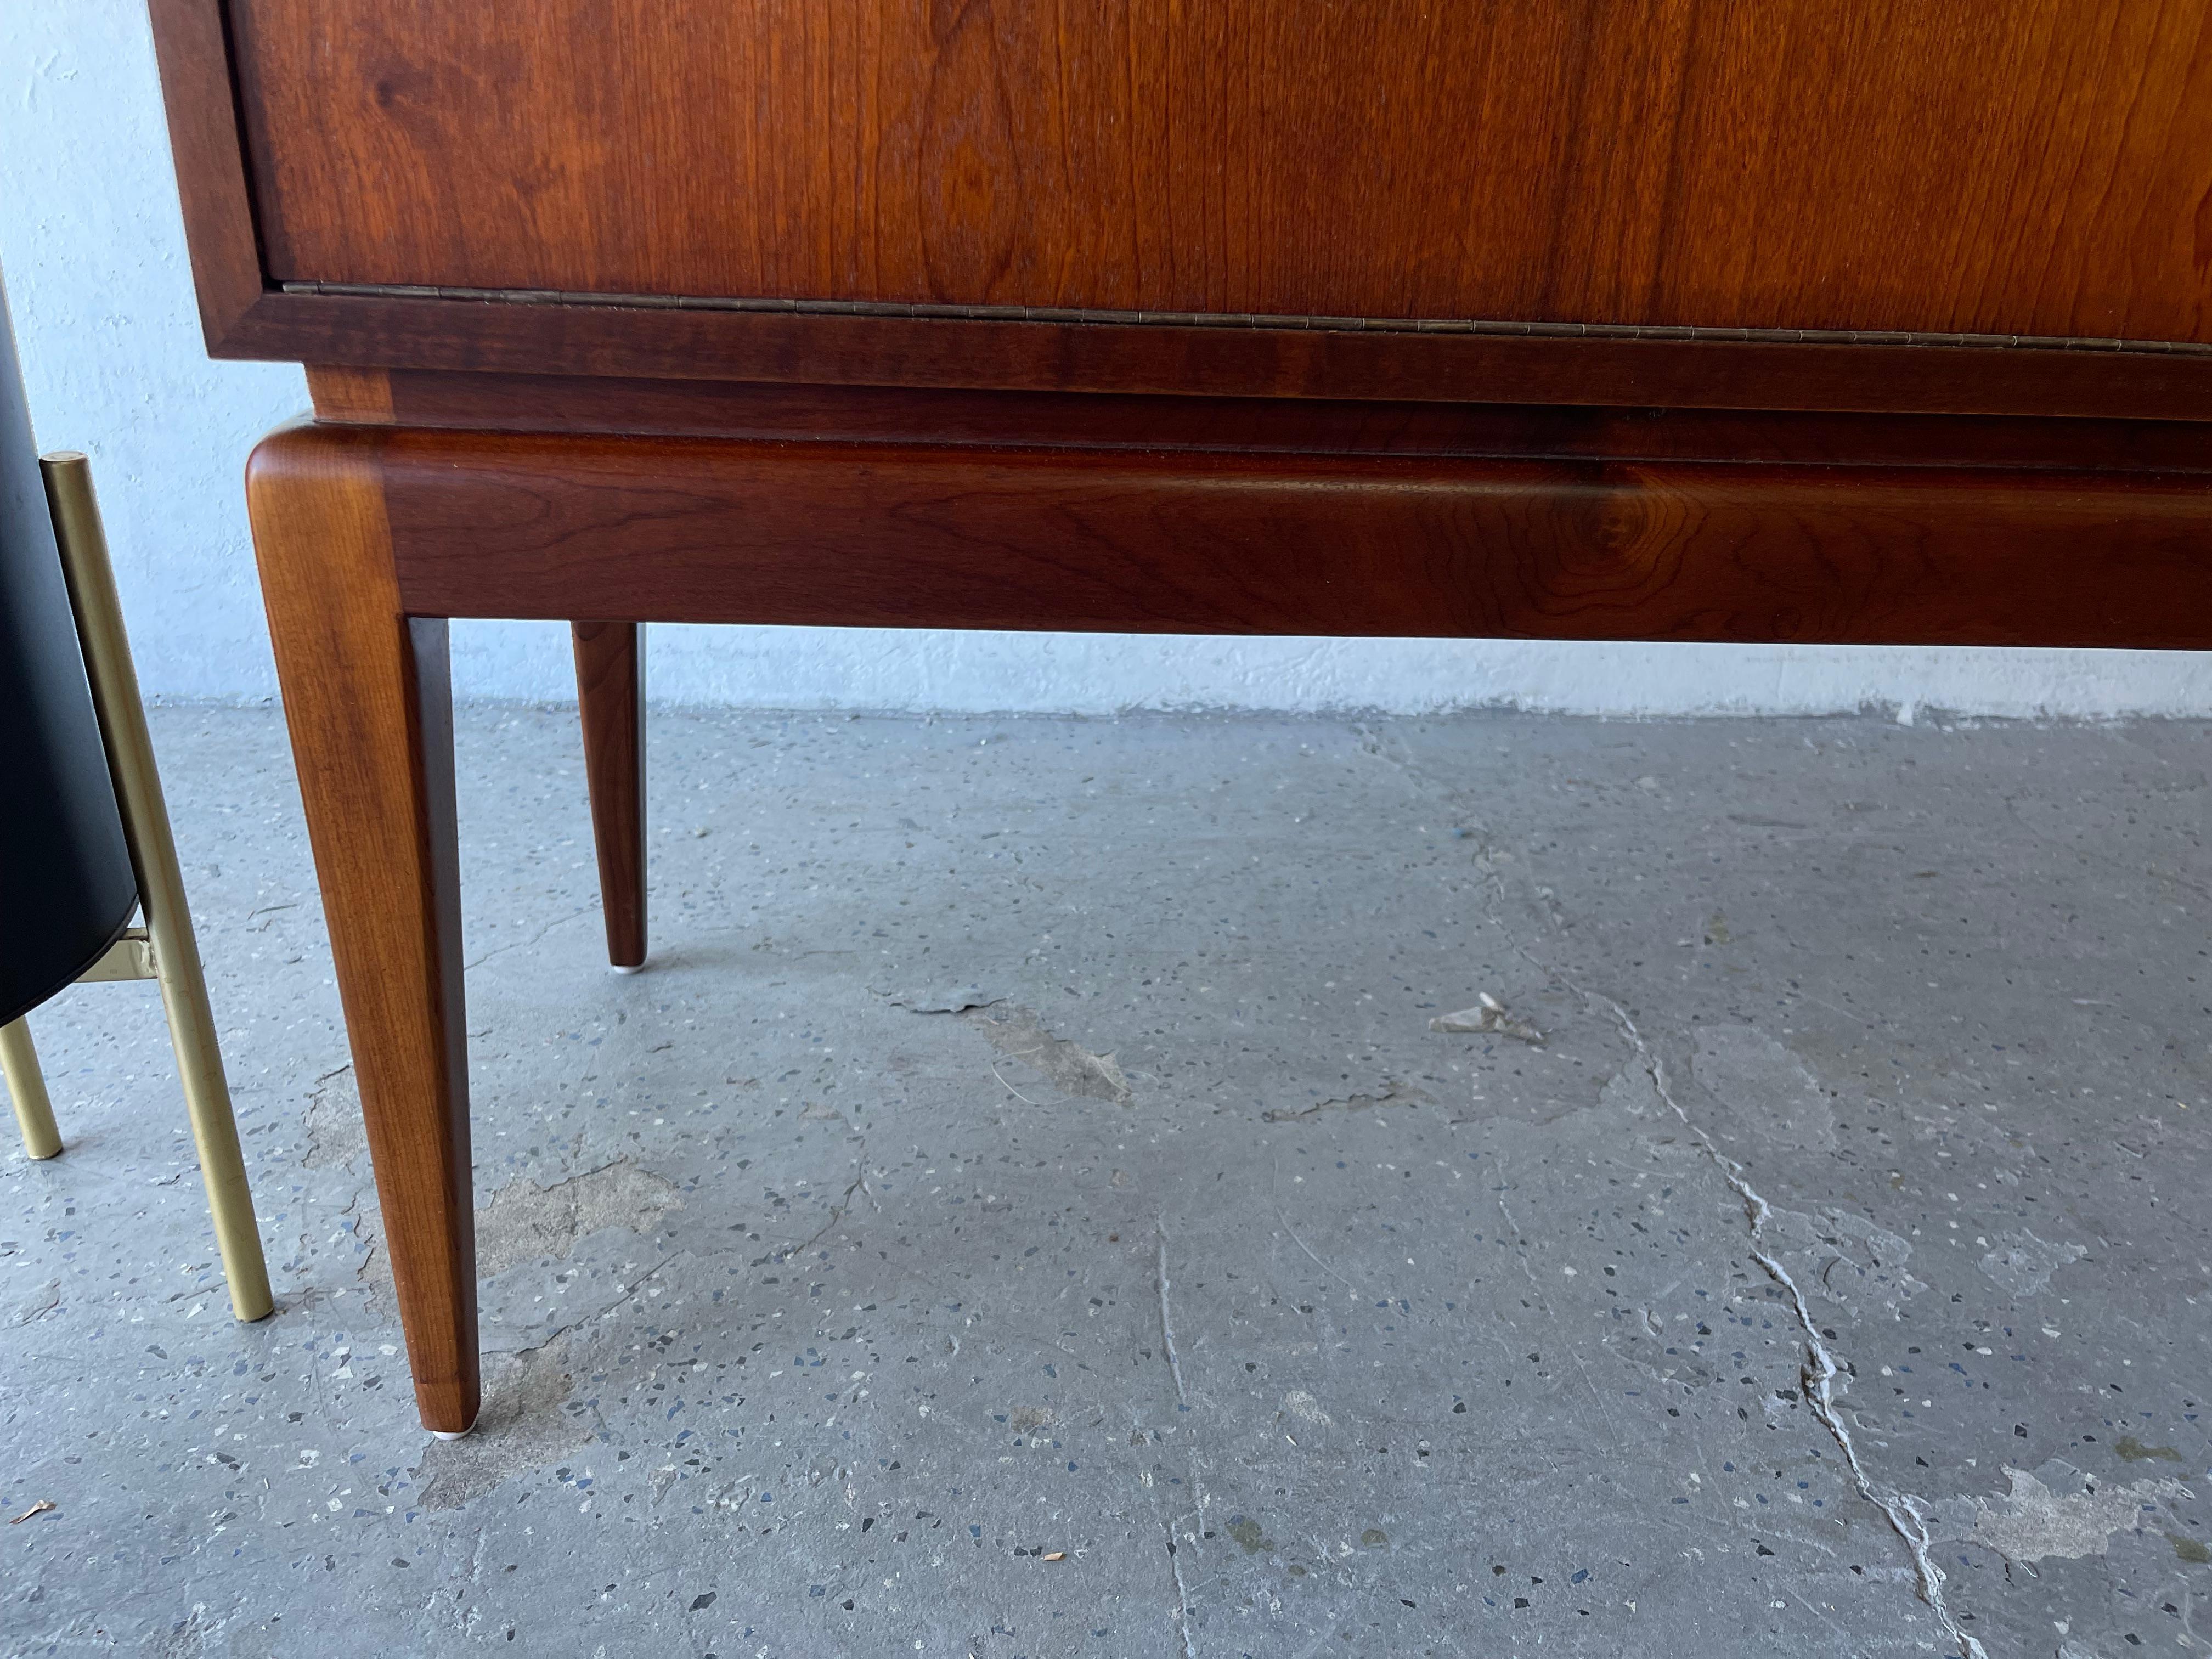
top-left (165, 0), bottom-right (2212, 417)
top-left (224, 0), bottom-right (2212, 341)
top-left (149, 0), bottom-right (2212, 1433)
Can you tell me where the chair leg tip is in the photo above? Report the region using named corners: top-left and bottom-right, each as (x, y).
top-left (611, 962), bottom-right (645, 975)
top-left (429, 1425), bottom-right (474, 1441)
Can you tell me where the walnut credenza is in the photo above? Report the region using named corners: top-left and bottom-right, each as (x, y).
top-left (151, 0), bottom-right (2212, 1434)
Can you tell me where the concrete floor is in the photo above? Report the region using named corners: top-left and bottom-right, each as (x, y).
top-left (3, 704), bottom-right (2209, 1658)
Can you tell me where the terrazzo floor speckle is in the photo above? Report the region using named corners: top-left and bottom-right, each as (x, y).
top-left (4, 703), bottom-right (2208, 1657)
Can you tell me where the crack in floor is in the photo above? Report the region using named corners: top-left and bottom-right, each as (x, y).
top-left (1436, 780), bottom-right (1995, 1659)
top-left (464, 904), bottom-right (599, 973)
top-left (1595, 991), bottom-right (1991, 1659)
top-left (776, 1176), bottom-right (875, 1263)
top-left (1164, 1517), bottom-right (1200, 1659)
top-left (1150, 1220), bottom-right (1212, 1650)
top-left (31, 702), bottom-right (2207, 1652)
top-left (493, 1250), bottom-right (679, 1361)
top-left (774, 1133), bottom-right (877, 1265)
top-left (1154, 1219), bottom-right (1189, 1409)
top-left (1269, 1155), bottom-right (1360, 1296)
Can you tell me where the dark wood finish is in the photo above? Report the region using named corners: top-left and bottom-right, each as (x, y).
top-left (143, 0), bottom-right (264, 348)
top-left (246, 422), bottom-right (478, 1435)
top-left (146, 0), bottom-right (2212, 421)
top-left (284, 422), bottom-right (2212, 651)
top-left (307, 366), bottom-right (392, 424)
top-left (571, 622), bottom-right (646, 970)
top-left (311, 367), bottom-right (2212, 476)
top-left (222, 287), bottom-right (2212, 424)
top-left (231, 0), bottom-right (2212, 344)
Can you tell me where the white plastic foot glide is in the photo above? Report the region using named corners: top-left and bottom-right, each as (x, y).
top-left (430, 1426), bottom-right (473, 1441)
top-left (611, 962), bottom-right (645, 975)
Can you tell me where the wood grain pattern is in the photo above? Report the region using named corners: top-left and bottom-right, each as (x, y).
top-left (230, 407), bottom-right (2212, 1431)
top-left (311, 367), bottom-right (2212, 476)
top-left (571, 622), bottom-right (646, 970)
top-left (305, 365), bottom-right (393, 424)
top-left (229, 0), bottom-right (2212, 342)
top-left (153, 1), bottom-right (2212, 416)
top-left (144, 0), bottom-right (266, 345)
top-left (241, 292), bottom-right (2212, 421)
top-left (245, 422), bottom-right (479, 1435)
top-left (356, 426), bottom-right (2212, 651)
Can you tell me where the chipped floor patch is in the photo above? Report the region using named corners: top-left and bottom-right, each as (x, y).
top-left (352, 1158), bottom-right (681, 1310)
top-left (1429, 994), bottom-right (1543, 1043)
top-left (476, 1158), bottom-right (682, 1280)
top-left (1689, 1024), bottom-right (1837, 1154)
top-left (961, 1003), bottom-right (1131, 1102)
top-left (1943, 1465), bottom-right (2194, 1565)
top-left (1762, 1205), bottom-right (1926, 1319)
top-left (882, 985), bottom-right (998, 1014)
top-left (300, 1064), bottom-right (366, 1170)
top-left (11, 1281), bottom-right (61, 1326)
top-left (1594, 1064), bottom-right (1666, 1121)
top-left (413, 1333), bottom-right (590, 1511)
top-left (1279, 1390), bottom-right (1332, 1428)
top-left (1978, 1228), bottom-right (2088, 1297)
top-left (307, 1090), bottom-right (681, 1289)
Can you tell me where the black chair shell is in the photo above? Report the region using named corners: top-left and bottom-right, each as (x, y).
top-left (0, 272), bottom-right (137, 1026)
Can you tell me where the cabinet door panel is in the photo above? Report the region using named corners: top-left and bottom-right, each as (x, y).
top-left (228, 0), bottom-right (2212, 343)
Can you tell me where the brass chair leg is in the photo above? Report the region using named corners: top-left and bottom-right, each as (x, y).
top-left (2, 1019), bottom-right (61, 1160)
top-left (42, 452), bottom-right (274, 1322)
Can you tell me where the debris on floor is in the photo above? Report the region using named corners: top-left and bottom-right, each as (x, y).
top-left (1429, 991), bottom-right (1544, 1044)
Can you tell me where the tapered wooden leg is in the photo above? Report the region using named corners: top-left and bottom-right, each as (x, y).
top-left (570, 621), bottom-right (647, 970)
top-left (247, 423), bottom-right (478, 1435)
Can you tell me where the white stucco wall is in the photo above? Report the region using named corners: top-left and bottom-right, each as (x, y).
top-left (5, 3), bottom-right (2208, 719)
